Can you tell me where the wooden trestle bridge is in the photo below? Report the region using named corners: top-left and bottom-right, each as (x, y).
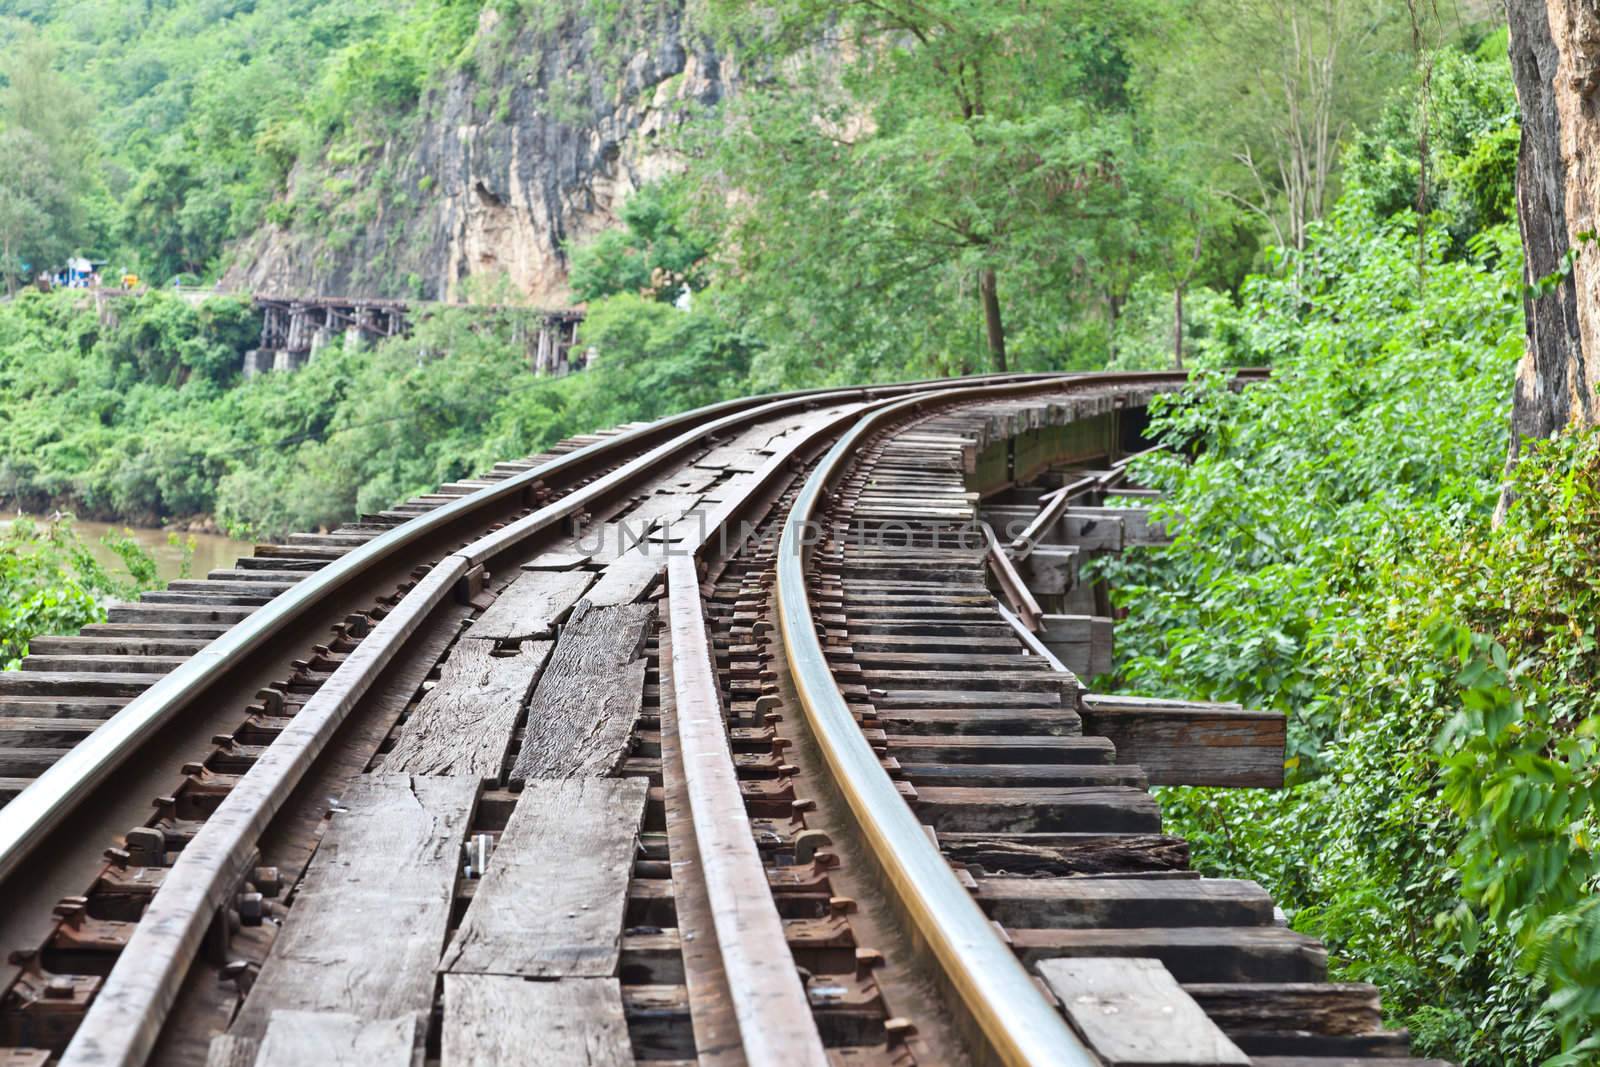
top-left (0, 371), bottom-right (1447, 1067)
top-left (92, 288), bottom-right (584, 377)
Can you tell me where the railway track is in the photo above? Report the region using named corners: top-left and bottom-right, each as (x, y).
top-left (0, 371), bottom-right (1448, 1067)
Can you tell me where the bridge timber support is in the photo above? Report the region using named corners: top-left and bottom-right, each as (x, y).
top-left (240, 296), bottom-right (584, 377)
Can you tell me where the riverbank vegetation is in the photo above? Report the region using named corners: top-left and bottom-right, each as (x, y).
top-left (0, 515), bottom-right (163, 667)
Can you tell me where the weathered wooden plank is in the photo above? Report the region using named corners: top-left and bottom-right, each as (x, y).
top-left (231, 775), bottom-right (479, 1038)
top-left (1058, 512), bottom-right (1125, 551)
top-left (253, 1012), bottom-right (417, 1067)
top-left (584, 556), bottom-right (662, 607)
top-left (1017, 545), bottom-right (1080, 595)
top-left (1083, 694), bottom-right (1243, 712)
top-left (1039, 613), bottom-right (1114, 677)
top-left (1037, 957), bottom-right (1249, 1066)
top-left (871, 705), bottom-right (1082, 735)
top-left (938, 832), bottom-right (1190, 875)
top-left (510, 602), bottom-right (652, 782)
top-left (883, 734), bottom-right (1114, 764)
top-left (916, 785), bottom-right (1161, 833)
top-left (973, 876), bottom-right (1273, 928)
top-left (384, 641), bottom-right (552, 779)
top-left (902, 762), bottom-right (1145, 788)
top-left (468, 570), bottom-right (594, 640)
top-left (1079, 698), bottom-right (1286, 788)
top-left (1067, 504), bottom-right (1168, 543)
top-left (442, 975), bottom-right (630, 1066)
top-left (203, 1035), bottom-right (258, 1067)
top-left (1012, 926), bottom-right (1327, 983)
top-left (1184, 982), bottom-right (1383, 1038)
top-left (441, 777), bottom-right (648, 977)
top-left (1039, 614), bottom-right (1114, 644)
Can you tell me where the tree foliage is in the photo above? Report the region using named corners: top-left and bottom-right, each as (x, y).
top-left (1087, 35), bottom-right (1588, 1064)
top-left (696, 0), bottom-right (1167, 381)
top-left (0, 33), bottom-right (95, 291)
top-left (0, 0), bottom-right (482, 281)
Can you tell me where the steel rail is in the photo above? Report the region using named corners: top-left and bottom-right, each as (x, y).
top-left (775, 371), bottom-right (1203, 1067)
top-left (54, 377), bottom-right (1053, 1067)
top-left (665, 555), bottom-right (830, 1066)
top-left (63, 557), bottom-right (468, 1067)
top-left (0, 371), bottom-right (1058, 889)
top-left (650, 394), bottom-right (918, 1064)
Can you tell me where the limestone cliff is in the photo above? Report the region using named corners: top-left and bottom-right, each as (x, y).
top-left (226, 3), bottom-right (728, 305)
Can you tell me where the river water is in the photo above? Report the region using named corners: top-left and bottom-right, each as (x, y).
top-left (4, 514), bottom-right (256, 585)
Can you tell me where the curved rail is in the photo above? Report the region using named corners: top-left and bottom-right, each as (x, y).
top-left (0, 371), bottom-right (1059, 888)
top-left (52, 375), bottom-right (1060, 1067)
top-left (775, 372), bottom-right (1201, 1066)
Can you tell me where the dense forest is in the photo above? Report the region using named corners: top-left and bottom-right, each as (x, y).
top-left (5, 0), bottom-right (1600, 1061)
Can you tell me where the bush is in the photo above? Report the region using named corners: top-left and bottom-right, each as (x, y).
top-left (1090, 196), bottom-right (1532, 1061)
top-left (0, 515), bottom-right (161, 667)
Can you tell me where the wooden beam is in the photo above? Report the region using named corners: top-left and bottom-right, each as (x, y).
top-left (383, 640), bottom-right (552, 779)
top-left (1080, 695), bottom-right (1285, 788)
top-left (1065, 506), bottom-right (1167, 546)
top-left (467, 570), bottom-right (594, 641)
top-left (1017, 545), bottom-right (1079, 595)
top-left (231, 775), bottom-right (479, 1038)
top-left (982, 523), bottom-right (1042, 631)
top-left (252, 1012), bottom-right (417, 1067)
top-left (1038, 614), bottom-right (1114, 678)
top-left (509, 602), bottom-right (652, 782)
top-left (1037, 957), bottom-right (1250, 1066)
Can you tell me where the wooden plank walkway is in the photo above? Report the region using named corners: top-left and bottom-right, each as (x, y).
top-left (230, 775), bottom-right (479, 1038)
top-left (441, 778), bottom-right (647, 977)
top-left (1038, 957), bottom-right (1249, 1066)
top-left (467, 570), bottom-right (594, 641)
top-left (384, 641), bottom-right (552, 778)
top-left (442, 975), bottom-right (631, 1065)
top-left (510, 602), bottom-right (652, 782)
top-left (252, 1012), bottom-right (417, 1067)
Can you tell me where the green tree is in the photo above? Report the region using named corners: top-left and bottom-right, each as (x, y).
top-left (568, 180), bottom-right (715, 304)
top-left (0, 34), bottom-right (95, 290)
top-left (0, 129), bottom-right (59, 294)
top-left (1141, 0), bottom-right (1409, 254)
top-left (700, 0), bottom-right (1163, 380)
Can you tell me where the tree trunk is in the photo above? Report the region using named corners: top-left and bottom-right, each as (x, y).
top-left (979, 267), bottom-right (1007, 373)
top-left (1173, 284), bottom-right (1185, 369)
top-left (1505, 0), bottom-right (1600, 472)
top-left (1106, 290), bottom-right (1125, 364)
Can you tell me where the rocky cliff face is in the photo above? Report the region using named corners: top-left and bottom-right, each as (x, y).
top-left (226, 3), bottom-right (728, 305)
top-left (1506, 0), bottom-right (1600, 460)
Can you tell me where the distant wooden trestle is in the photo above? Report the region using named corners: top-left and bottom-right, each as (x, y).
top-left (244, 295), bottom-right (584, 377)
